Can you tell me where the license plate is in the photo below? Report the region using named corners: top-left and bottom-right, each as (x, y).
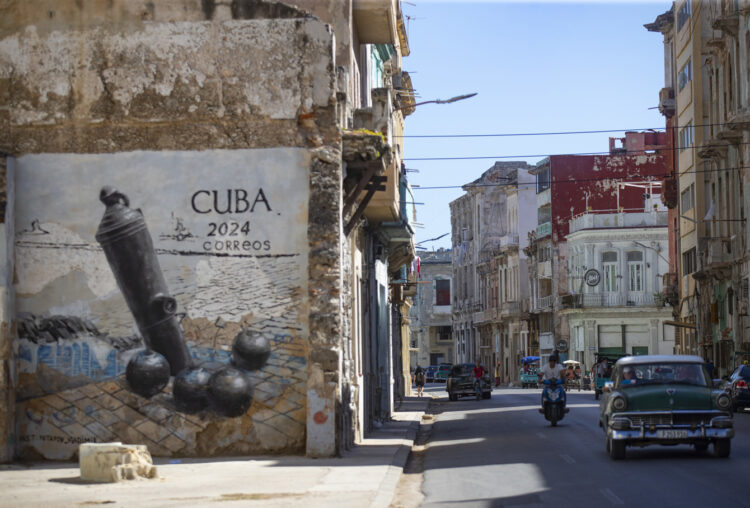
top-left (656, 430), bottom-right (688, 439)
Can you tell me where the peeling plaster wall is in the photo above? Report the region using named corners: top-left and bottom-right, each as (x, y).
top-left (548, 154), bottom-right (666, 242)
top-left (1, 6), bottom-right (344, 460)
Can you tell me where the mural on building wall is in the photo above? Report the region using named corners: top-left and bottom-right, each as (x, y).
top-left (13, 149), bottom-right (310, 459)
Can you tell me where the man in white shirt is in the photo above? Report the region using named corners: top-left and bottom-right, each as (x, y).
top-left (539, 356), bottom-right (565, 382)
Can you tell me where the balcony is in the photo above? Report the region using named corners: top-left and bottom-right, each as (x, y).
top-left (698, 237), bottom-right (734, 271)
top-left (536, 221), bottom-right (552, 238)
top-left (499, 234), bottom-right (520, 250)
top-left (537, 295), bottom-right (553, 309)
top-left (537, 188), bottom-right (551, 208)
top-left (568, 210), bottom-right (667, 234)
top-left (500, 301), bottom-right (521, 316)
top-left (473, 309), bottom-right (496, 325)
top-left (561, 292), bottom-right (660, 308)
top-left (658, 87), bottom-right (675, 117)
top-left (353, 0), bottom-right (399, 44)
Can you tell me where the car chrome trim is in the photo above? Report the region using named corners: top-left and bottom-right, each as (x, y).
top-left (608, 427), bottom-right (734, 441)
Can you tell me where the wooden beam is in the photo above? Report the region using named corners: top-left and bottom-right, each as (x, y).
top-left (344, 186), bottom-right (379, 236)
top-left (343, 162), bottom-right (380, 218)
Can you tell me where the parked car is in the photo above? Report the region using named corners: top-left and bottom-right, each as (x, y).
top-left (446, 363), bottom-right (492, 401)
top-left (599, 355), bottom-right (733, 460)
top-left (425, 366), bottom-right (438, 383)
top-left (725, 364), bottom-right (750, 412)
top-left (434, 363), bottom-right (452, 383)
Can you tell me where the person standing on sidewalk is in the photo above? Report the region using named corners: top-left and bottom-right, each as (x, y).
top-left (494, 361), bottom-right (501, 387)
top-left (414, 365), bottom-right (425, 397)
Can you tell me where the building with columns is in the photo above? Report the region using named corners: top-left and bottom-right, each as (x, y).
top-left (558, 189), bottom-right (675, 369)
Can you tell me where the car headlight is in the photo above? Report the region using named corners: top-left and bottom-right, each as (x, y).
top-left (716, 393), bottom-right (731, 410)
top-left (611, 395), bottom-right (627, 411)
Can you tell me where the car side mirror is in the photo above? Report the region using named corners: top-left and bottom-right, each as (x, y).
top-left (602, 381), bottom-right (614, 393)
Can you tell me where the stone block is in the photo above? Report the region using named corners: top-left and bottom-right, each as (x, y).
top-left (79, 442), bottom-right (158, 483)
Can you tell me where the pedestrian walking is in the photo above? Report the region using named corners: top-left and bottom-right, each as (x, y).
top-left (495, 361), bottom-right (501, 387)
top-left (414, 365), bottom-right (425, 397)
top-left (705, 358), bottom-right (715, 380)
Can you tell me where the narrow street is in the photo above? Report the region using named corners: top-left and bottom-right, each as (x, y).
top-left (415, 385), bottom-right (750, 507)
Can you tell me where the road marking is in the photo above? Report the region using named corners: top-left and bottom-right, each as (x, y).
top-left (536, 432), bottom-right (547, 439)
top-left (560, 453), bottom-right (576, 464)
top-left (600, 488), bottom-right (625, 505)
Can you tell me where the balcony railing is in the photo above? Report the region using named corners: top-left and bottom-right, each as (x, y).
top-left (537, 295), bottom-right (553, 309)
top-left (536, 221), bottom-right (552, 238)
top-left (559, 292), bottom-right (660, 308)
top-left (501, 301), bottom-right (521, 316)
top-left (568, 210), bottom-right (668, 234)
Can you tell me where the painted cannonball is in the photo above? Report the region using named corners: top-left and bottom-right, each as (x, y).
top-left (173, 366), bottom-right (212, 413)
top-left (231, 329), bottom-right (271, 371)
top-left (208, 366), bottom-right (254, 418)
top-left (126, 350), bottom-right (170, 398)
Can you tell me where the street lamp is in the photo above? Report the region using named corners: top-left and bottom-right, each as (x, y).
top-left (416, 233), bottom-right (449, 246)
top-left (412, 93), bottom-right (477, 108)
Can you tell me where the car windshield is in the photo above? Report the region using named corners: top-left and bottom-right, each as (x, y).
top-left (616, 362), bottom-right (709, 388)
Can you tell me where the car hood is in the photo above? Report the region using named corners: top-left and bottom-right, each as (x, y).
top-left (619, 384), bottom-right (714, 411)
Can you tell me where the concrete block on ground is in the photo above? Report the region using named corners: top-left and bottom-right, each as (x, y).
top-left (79, 442), bottom-right (158, 483)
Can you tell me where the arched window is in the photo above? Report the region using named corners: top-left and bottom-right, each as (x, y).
top-left (627, 251), bottom-right (643, 292)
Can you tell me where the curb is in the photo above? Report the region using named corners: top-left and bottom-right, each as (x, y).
top-left (372, 398), bottom-right (432, 507)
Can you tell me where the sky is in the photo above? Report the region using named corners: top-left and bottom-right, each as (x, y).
top-left (401, 1), bottom-right (672, 251)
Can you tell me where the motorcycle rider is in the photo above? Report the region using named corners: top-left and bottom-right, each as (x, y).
top-left (472, 361), bottom-right (485, 394)
top-left (538, 355), bottom-right (566, 408)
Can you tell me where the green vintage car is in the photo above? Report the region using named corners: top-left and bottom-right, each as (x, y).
top-left (599, 355), bottom-right (733, 460)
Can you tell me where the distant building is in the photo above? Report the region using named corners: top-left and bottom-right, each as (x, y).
top-left (410, 249), bottom-right (453, 368)
top-left (449, 161), bottom-right (535, 381)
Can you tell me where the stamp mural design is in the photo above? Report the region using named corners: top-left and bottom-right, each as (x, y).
top-left (13, 149), bottom-right (310, 459)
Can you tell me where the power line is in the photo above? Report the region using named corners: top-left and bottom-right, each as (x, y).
top-left (399, 127), bottom-right (664, 139)
top-left (412, 164), bottom-right (750, 190)
top-left (403, 140), bottom-right (750, 161)
top-left (397, 120), bottom-right (750, 139)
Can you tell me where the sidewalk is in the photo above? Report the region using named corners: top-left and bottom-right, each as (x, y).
top-left (0, 396), bottom-right (429, 508)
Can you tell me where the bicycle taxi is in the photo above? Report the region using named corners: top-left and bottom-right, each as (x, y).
top-left (520, 356), bottom-right (540, 388)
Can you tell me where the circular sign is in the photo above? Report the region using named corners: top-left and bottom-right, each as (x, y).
top-left (584, 268), bottom-right (601, 287)
top-left (556, 340), bottom-right (568, 351)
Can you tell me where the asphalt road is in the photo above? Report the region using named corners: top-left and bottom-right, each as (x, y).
top-left (418, 384), bottom-right (750, 507)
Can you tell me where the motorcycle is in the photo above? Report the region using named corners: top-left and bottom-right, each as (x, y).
top-left (539, 377), bottom-right (569, 426)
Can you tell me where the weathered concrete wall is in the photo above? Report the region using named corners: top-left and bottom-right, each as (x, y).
top-left (0, 154), bottom-right (14, 463)
top-left (1, 6), bottom-right (344, 459)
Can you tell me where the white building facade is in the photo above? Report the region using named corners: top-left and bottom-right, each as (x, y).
top-left (559, 210), bottom-right (675, 370)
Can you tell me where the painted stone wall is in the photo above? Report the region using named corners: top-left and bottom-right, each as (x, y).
top-left (1, 7), bottom-right (344, 459)
top-left (13, 149), bottom-right (310, 459)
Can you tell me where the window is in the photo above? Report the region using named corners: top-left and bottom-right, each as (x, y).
top-left (679, 122), bottom-right (693, 151)
top-left (678, 59), bottom-right (692, 92)
top-left (627, 251), bottom-right (643, 292)
top-left (537, 167), bottom-right (550, 193)
top-left (603, 251), bottom-right (618, 292)
top-left (435, 279), bottom-right (451, 306)
top-left (680, 183), bottom-right (695, 211)
top-left (437, 326), bottom-right (452, 342)
top-left (682, 248), bottom-right (696, 274)
top-left (677, 1), bottom-right (691, 32)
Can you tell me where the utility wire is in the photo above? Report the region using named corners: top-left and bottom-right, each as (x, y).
top-left (396, 120), bottom-right (750, 139)
top-left (404, 140), bottom-right (750, 161)
top-left (412, 164), bottom-right (750, 190)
